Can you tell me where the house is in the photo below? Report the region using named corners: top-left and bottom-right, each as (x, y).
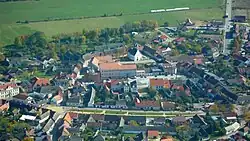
top-left (99, 62), bottom-right (137, 80)
top-left (66, 95), bottom-right (83, 107)
top-left (128, 48), bottom-right (144, 61)
top-left (225, 122), bottom-right (240, 135)
top-left (89, 55), bottom-right (113, 71)
top-left (0, 82), bottom-right (20, 99)
top-left (31, 77), bottom-right (50, 91)
top-left (173, 37), bottom-right (185, 45)
top-left (135, 100), bottom-right (161, 110)
top-left (223, 112), bottom-right (237, 123)
top-left (150, 79), bottom-right (171, 90)
top-left (147, 130), bottom-right (159, 139)
top-left (93, 134), bottom-right (105, 141)
top-left (161, 136), bottom-right (174, 141)
top-left (172, 116), bottom-right (186, 125)
top-left (161, 101), bottom-right (175, 111)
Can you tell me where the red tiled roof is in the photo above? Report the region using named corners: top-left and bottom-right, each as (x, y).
top-left (0, 83), bottom-right (17, 91)
top-left (33, 77), bottom-right (50, 86)
top-left (171, 85), bottom-right (184, 91)
top-left (136, 100), bottom-right (160, 108)
top-left (150, 79), bottom-right (165, 86)
top-left (99, 63), bottom-right (136, 71)
top-left (150, 79), bottom-right (171, 88)
top-left (160, 35), bottom-right (168, 39)
top-left (148, 130), bottom-right (159, 137)
top-left (174, 37), bottom-right (185, 42)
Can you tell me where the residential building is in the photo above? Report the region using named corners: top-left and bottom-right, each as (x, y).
top-left (225, 122), bottom-right (240, 135)
top-left (147, 130), bottom-right (159, 139)
top-left (135, 100), bottom-right (161, 110)
top-left (172, 116), bottom-right (186, 125)
top-left (89, 55), bottom-right (113, 71)
top-left (99, 63), bottom-right (136, 80)
top-left (150, 79), bottom-right (171, 90)
top-left (161, 102), bottom-right (175, 111)
top-left (31, 77), bottom-right (50, 91)
top-left (0, 82), bottom-right (20, 99)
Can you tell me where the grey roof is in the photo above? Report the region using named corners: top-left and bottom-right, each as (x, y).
top-left (39, 86), bottom-right (60, 94)
top-left (123, 116), bottom-right (146, 124)
top-left (43, 118), bottom-right (55, 133)
top-left (128, 48), bottom-right (138, 56)
top-left (67, 95), bottom-right (80, 104)
top-left (172, 116), bottom-right (186, 122)
top-left (40, 110), bottom-right (50, 121)
top-left (93, 134), bottom-right (105, 141)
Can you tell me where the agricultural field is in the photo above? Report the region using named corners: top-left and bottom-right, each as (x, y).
top-left (0, 0), bottom-right (224, 46)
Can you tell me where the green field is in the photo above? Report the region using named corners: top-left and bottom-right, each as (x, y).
top-left (0, 0), bottom-right (224, 46)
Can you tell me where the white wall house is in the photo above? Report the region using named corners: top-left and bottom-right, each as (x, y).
top-left (128, 48), bottom-right (144, 61)
top-left (0, 83), bottom-right (20, 99)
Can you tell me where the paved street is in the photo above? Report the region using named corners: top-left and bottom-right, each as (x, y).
top-left (223, 0), bottom-right (232, 55)
top-left (45, 105), bottom-right (206, 117)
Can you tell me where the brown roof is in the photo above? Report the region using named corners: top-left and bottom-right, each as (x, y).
top-left (32, 77), bottom-right (50, 87)
top-left (92, 55), bottom-right (113, 66)
top-left (0, 83), bottom-right (17, 91)
top-left (13, 93), bottom-right (28, 100)
top-left (136, 100), bottom-right (160, 108)
top-left (99, 63), bottom-right (136, 71)
top-left (148, 130), bottom-right (159, 137)
top-left (150, 79), bottom-right (171, 88)
top-left (91, 114), bottom-right (105, 121)
top-left (161, 102), bottom-right (175, 109)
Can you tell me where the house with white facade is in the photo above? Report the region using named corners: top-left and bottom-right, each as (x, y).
top-left (128, 48), bottom-right (145, 61)
top-left (0, 82), bottom-right (20, 99)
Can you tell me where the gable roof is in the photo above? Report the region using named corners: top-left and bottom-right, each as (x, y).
top-left (99, 63), bottom-right (136, 71)
top-left (148, 130), bottom-right (159, 137)
top-left (135, 100), bottom-right (160, 108)
top-left (150, 79), bottom-right (171, 88)
top-left (0, 83), bottom-right (18, 91)
top-left (32, 77), bottom-right (50, 87)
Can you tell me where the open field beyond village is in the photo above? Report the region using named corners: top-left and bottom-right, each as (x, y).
top-left (0, 0), bottom-right (224, 46)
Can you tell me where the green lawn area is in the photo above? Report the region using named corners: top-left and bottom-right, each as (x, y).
top-left (0, 0), bottom-right (224, 46)
top-left (105, 111), bottom-right (127, 115)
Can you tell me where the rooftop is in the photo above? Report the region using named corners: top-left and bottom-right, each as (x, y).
top-left (99, 62), bottom-right (136, 71)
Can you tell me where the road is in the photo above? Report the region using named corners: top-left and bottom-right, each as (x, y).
top-left (45, 105), bottom-right (206, 117)
top-left (223, 0), bottom-right (232, 55)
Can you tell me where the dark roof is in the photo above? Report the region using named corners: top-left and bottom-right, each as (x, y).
top-left (141, 45), bottom-right (156, 55)
top-left (93, 134), bottom-right (105, 141)
top-left (189, 67), bottom-right (205, 77)
top-left (128, 48), bottom-right (138, 56)
top-left (104, 115), bottom-right (121, 122)
top-left (123, 116), bottom-right (146, 124)
top-left (172, 116), bottom-right (186, 123)
top-left (220, 87), bottom-right (238, 101)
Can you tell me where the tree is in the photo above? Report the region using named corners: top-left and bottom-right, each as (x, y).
top-left (81, 35), bottom-right (86, 44)
top-left (130, 120), bottom-right (139, 126)
top-left (163, 21), bottom-right (169, 27)
top-left (119, 27), bottom-right (125, 36)
top-left (14, 36), bottom-right (23, 47)
top-left (123, 34), bottom-right (131, 44)
top-left (86, 29), bottom-right (99, 41)
top-left (210, 104), bottom-right (219, 113)
top-left (0, 53), bottom-right (5, 61)
top-left (148, 88), bottom-right (157, 99)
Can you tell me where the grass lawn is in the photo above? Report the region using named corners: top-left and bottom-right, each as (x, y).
top-left (0, 0), bottom-right (224, 46)
top-left (105, 111), bottom-right (127, 115)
